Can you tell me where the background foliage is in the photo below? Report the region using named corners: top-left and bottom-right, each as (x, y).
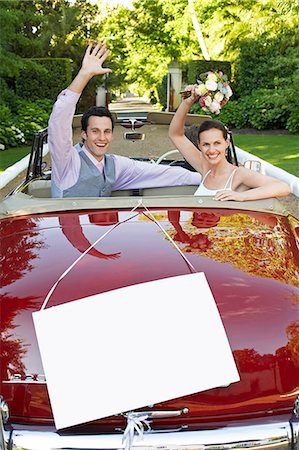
top-left (0, 0), bottom-right (298, 148)
top-left (186, 60), bottom-right (231, 86)
top-left (16, 58), bottom-right (72, 101)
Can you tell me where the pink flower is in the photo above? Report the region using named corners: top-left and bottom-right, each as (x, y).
top-left (199, 95), bottom-right (207, 107)
top-left (209, 100), bottom-right (221, 114)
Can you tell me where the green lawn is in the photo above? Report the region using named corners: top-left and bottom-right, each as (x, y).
top-left (233, 134), bottom-right (299, 177)
top-left (0, 146), bottom-right (31, 173)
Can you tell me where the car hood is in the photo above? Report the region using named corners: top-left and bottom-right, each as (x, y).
top-left (1, 205), bottom-right (298, 429)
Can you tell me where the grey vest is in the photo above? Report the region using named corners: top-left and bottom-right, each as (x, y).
top-left (63, 152), bottom-right (116, 198)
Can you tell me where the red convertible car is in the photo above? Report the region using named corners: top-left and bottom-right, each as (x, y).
top-left (0, 112), bottom-right (299, 449)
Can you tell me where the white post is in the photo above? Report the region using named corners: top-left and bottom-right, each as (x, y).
top-left (96, 85), bottom-right (107, 107)
top-left (167, 63), bottom-right (182, 111)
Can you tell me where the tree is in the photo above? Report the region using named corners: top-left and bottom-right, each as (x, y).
top-left (0, 0), bottom-right (42, 78)
top-left (98, 0), bottom-right (202, 97)
top-left (191, 0), bottom-right (299, 62)
top-left (0, 0), bottom-right (105, 111)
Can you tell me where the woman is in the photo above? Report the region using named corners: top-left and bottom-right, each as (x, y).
top-left (169, 86), bottom-right (291, 201)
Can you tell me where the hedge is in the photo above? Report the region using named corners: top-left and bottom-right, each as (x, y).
top-left (186, 60), bottom-right (232, 85)
top-left (235, 29), bottom-right (299, 97)
top-left (16, 58), bottom-right (72, 102)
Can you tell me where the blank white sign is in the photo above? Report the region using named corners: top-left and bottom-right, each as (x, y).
top-left (33, 272), bottom-right (240, 430)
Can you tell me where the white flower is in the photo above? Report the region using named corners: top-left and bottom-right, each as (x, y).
top-left (205, 79), bottom-right (218, 91)
top-left (207, 72), bottom-right (218, 82)
top-left (214, 91), bottom-right (224, 102)
top-left (0, 143), bottom-right (5, 151)
top-left (225, 85), bottom-right (233, 98)
top-left (204, 95), bottom-right (212, 107)
top-left (195, 84), bottom-right (208, 96)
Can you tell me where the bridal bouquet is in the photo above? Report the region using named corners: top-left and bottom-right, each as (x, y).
top-left (182, 71), bottom-right (233, 115)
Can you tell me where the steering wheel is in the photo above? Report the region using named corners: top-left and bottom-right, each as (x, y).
top-left (155, 149), bottom-right (180, 165)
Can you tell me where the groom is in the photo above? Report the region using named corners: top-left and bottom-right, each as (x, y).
top-left (48, 42), bottom-right (202, 198)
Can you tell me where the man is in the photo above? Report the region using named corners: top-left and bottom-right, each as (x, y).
top-left (48, 42), bottom-right (202, 198)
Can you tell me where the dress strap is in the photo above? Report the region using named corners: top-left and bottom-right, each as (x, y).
top-left (224, 169), bottom-right (237, 190)
top-left (201, 170), bottom-right (211, 184)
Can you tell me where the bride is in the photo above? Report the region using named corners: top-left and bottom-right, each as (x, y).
top-left (169, 85), bottom-right (291, 201)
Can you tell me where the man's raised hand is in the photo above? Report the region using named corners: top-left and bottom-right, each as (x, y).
top-left (81, 42), bottom-right (112, 77)
top-left (68, 41), bottom-right (112, 93)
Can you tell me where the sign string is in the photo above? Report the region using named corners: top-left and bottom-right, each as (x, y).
top-left (41, 199), bottom-right (197, 311)
top-left (140, 201), bottom-right (197, 273)
top-left (40, 202), bottom-right (142, 311)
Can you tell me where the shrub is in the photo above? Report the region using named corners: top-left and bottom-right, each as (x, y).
top-left (215, 101), bottom-right (249, 129)
top-left (189, 100), bottom-right (249, 129)
top-left (15, 99), bottom-right (53, 141)
top-left (16, 58), bottom-right (72, 102)
top-left (0, 78), bottom-right (19, 112)
top-left (0, 99), bottom-right (52, 147)
top-left (0, 105), bottom-right (25, 148)
top-left (286, 107), bottom-right (299, 133)
top-left (189, 89), bottom-right (299, 132)
top-left (243, 89), bottom-right (290, 130)
top-left (235, 28), bottom-right (299, 97)
top-left (285, 69), bottom-right (299, 133)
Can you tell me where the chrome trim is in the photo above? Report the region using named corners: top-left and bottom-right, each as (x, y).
top-left (5, 420), bottom-right (293, 450)
top-left (0, 398), bottom-right (9, 425)
top-left (2, 380), bottom-right (46, 385)
top-left (293, 419), bottom-right (299, 450)
top-left (123, 408), bottom-right (189, 419)
top-left (3, 373), bottom-right (46, 384)
top-left (0, 399), bottom-right (7, 450)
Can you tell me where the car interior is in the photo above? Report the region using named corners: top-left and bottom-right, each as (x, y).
top-left (19, 111), bottom-right (239, 199)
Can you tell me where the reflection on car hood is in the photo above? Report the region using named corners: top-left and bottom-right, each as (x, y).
top-left (1, 205), bottom-right (298, 429)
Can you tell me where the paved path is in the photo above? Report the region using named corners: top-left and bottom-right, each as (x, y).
top-left (109, 96), bottom-right (159, 113)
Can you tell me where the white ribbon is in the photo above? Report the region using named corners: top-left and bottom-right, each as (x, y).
top-left (122, 412), bottom-right (151, 450)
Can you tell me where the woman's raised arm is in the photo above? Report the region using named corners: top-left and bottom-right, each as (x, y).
top-left (168, 86), bottom-right (205, 174)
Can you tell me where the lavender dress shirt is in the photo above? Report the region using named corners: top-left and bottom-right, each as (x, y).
top-left (48, 89), bottom-right (202, 197)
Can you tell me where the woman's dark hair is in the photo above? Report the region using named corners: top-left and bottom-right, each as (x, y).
top-left (81, 106), bottom-right (115, 132)
top-left (198, 119), bottom-right (228, 142)
top-left (184, 124), bottom-right (200, 148)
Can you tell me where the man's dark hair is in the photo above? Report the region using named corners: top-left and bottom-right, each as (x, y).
top-left (198, 119), bottom-right (228, 141)
top-left (81, 106), bottom-right (115, 132)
